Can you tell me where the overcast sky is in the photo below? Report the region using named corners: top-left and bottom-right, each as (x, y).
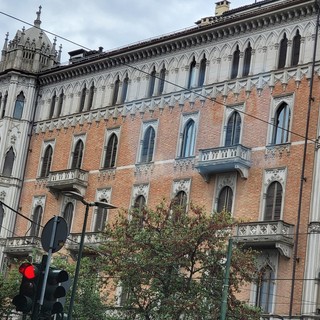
top-left (0, 0), bottom-right (254, 63)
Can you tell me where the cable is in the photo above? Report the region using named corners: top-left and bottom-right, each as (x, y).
top-left (0, 10), bottom-right (317, 145)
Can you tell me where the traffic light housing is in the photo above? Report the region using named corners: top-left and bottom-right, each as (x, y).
top-left (41, 267), bottom-right (69, 317)
top-left (12, 262), bottom-right (41, 313)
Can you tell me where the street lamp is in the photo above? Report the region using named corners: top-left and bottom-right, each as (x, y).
top-left (62, 190), bottom-right (117, 320)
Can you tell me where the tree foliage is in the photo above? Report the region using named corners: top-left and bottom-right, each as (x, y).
top-left (100, 201), bottom-right (261, 320)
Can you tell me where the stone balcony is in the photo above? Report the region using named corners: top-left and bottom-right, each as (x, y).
top-left (46, 168), bottom-right (88, 195)
top-left (3, 236), bottom-right (42, 256)
top-left (196, 144), bottom-right (252, 181)
top-left (65, 232), bottom-right (105, 254)
top-left (234, 220), bottom-right (295, 258)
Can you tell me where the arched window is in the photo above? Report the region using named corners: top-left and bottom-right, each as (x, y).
top-left (255, 265), bottom-right (275, 313)
top-left (3, 147), bottom-right (15, 176)
top-left (49, 92), bottom-right (56, 118)
top-left (63, 202), bottom-right (74, 232)
top-left (87, 83), bottom-right (95, 110)
top-left (188, 57), bottom-right (196, 89)
top-left (1, 91), bottom-right (8, 118)
top-left (40, 145), bottom-right (53, 178)
top-left (148, 67), bottom-right (156, 97)
top-left (104, 133), bottom-right (118, 168)
top-left (243, 42), bottom-right (252, 76)
top-left (180, 119), bottom-right (196, 158)
top-left (112, 77), bottom-right (120, 105)
top-left (141, 126), bottom-right (155, 163)
top-left (158, 66), bottom-right (166, 95)
top-left (121, 75), bottom-right (129, 104)
top-left (0, 204), bottom-right (4, 234)
top-left (134, 195), bottom-right (146, 213)
top-left (291, 30), bottom-right (301, 67)
top-left (264, 181), bottom-right (282, 221)
top-left (94, 204), bottom-right (108, 232)
top-left (56, 91), bottom-right (64, 117)
top-left (217, 186), bottom-right (233, 212)
top-left (79, 86), bottom-right (86, 112)
top-left (172, 190), bottom-right (187, 213)
top-left (198, 55), bottom-right (207, 87)
top-left (231, 45), bottom-right (240, 79)
top-left (278, 33), bottom-right (288, 69)
top-left (30, 205), bottom-right (43, 237)
top-left (13, 91), bottom-right (25, 120)
top-left (71, 140), bottom-right (84, 169)
top-left (225, 111), bottom-right (241, 147)
top-left (272, 103), bottom-right (290, 145)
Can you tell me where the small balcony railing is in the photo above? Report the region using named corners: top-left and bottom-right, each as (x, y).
top-left (196, 144), bottom-right (251, 181)
top-left (65, 232), bottom-right (105, 253)
top-left (234, 220), bottom-right (294, 258)
top-left (47, 168), bottom-right (88, 194)
top-left (3, 236), bottom-right (42, 256)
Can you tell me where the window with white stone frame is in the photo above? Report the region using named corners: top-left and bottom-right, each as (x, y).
top-left (29, 196), bottom-right (45, 237)
top-left (70, 135), bottom-right (86, 169)
top-left (171, 179), bottom-right (191, 213)
top-left (214, 173), bottom-right (237, 213)
top-left (138, 120), bottom-right (158, 164)
top-left (223, 104), bottom-right (244, 147)
top-left (102, 127), bottom-right (120, 169)
top-left (131, 184), bottom-right (149, 212)
top-left (92, 188), bottom-right (112, 232)
top-left (39, 140), bottom-right (55, 178)
top-left (261, 168), bottom-right (286, 221)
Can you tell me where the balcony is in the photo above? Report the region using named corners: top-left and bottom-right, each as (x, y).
top-left (47, 168), bottom-right (88, 195)
top-left (3, 236), bottom-right (42, 256)
top-left (234, 220), bottom-right (294, 258)
top-left (196, 144), bottom-right (251, 181)
top-left (65, 232), bottom-right (105, 254)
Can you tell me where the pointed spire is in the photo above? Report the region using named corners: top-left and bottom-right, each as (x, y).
top-left (2, 32), bottom-right (9, 52)
top-left (34, 6), bottom-right (42, 28)
top-left (57, 44), bottom-right (62, 63)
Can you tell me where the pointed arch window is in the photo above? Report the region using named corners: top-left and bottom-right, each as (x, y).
top-left (264, 181), bottom-right (282, 221)
top-left (180, 119), bottom-right (196, 158)
top-left (79, 86), bottom-right (86, 112)
top-left (243, 42), bottom-right (252, 76)
top-left (87, 83), bottom-right (95, 110)
top-left (217, 186), bottom-right (233, 212)
top-left (272, 103), bottom-right (290, 145)
top-left (225, 111), bottom-right (241, 147)
top-left (231, 45), bottom-right (240, 79)
top-left (63, 202), bottom-right (74, 232)
top-left (49, 92), bottom-right (56, 118)
top-left (172, 190), bottom-right (187, 214)
top-left (94, 204), bottom-right (108, 232)
top-left (158, 66), bottom-right (166, 95)
top-left (71, 140), bottom-right (84, 169)
top-left (0, 204), bottom-right (4, 234)
top-left (40, 145), bottom-right (53, 178)
top-left (104, 133), bottom-right (118, 168)
top-left (148, 67), bottom-right (156, 97)
top-left (120, 75), bottom-right (129, 104)
top-left (56, 91), bottom-right (64, 117)
top-left (112, 77), bottom-right (120, 105)
top-left (30, 205), bottom-right (43, 237)
top-left (198, 55), bottom-right (207, 87)
top-left (133, 195), bottom-right (146, 225)
top-left (188, 57), bottom-right (196, 89)
top-left (255, 265), bottom-right (275, 313)
top-left (278, 33), bottom-right (288, 69)
top-left (141, 126), bottom-right (155, 163)
top-left (291, 30), bottom-right (301, 67)
top-left (1, 92), bottom-right (8, 118)
top-left (13, 92), bottom-right (25, 120)
top-left (3, 147), bottom-right (14, 176)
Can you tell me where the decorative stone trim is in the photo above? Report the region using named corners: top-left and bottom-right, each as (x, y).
top-left (265, 143), bottom-right (291, 159)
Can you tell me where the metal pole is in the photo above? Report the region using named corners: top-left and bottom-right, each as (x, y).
top-left (67, 203), bottom-right (90, 320)
top-left (220, 238), bottom-right (233, 320)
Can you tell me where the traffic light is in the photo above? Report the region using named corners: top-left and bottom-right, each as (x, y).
top-left (12, 262), bottom-right (41, 313)
top-left (40, 267), bottom-right (69, 317)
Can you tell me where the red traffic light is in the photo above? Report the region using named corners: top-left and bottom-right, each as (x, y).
top-left (19, 263), bottom-right (37, 280)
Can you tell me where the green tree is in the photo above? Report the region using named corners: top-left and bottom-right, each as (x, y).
top-left (100, 201), bottom-right (260, 320)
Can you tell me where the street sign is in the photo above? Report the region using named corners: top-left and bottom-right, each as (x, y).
top-left (41, 217), bottom-right (68, 253)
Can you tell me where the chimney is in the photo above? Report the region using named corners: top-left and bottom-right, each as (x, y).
top-left (215, 0), bottom-right (230, 16)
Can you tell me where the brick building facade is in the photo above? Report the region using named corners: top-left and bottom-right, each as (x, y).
top-left (1, 0), bottom-right (320, 318)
